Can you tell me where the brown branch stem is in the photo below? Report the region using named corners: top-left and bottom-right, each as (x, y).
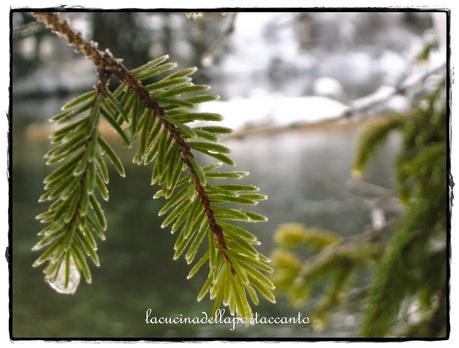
top-left (32, 12), bottom-right (229, 259)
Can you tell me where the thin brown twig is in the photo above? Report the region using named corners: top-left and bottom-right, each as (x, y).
top-left (342, 62), bottom-right (446, 118)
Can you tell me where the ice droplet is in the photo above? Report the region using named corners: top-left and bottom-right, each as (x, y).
top-left (46, 257), bottom-right (81, 295)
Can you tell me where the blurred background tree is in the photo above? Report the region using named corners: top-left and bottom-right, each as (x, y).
top-left (271, 42), bottom-right (448, 337)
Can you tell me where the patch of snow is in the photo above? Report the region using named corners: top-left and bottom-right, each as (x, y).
top-left (313, 77), bottom-right (344, 99)
top-left (222, 13), bottom-right (301, 75)
top-left (377, 51), bottom-right (406, 85)
top-left (19, 37), bottom-right (36, 59)
top-left (386, 95), bottom-right (411, 113)
top-left (197, 93), bottom-right (347, 130)
top-left (351, 85), bottom-right (396, 110)
top-left (371, 207), bottom-right (386, 231)
top-left (432, 13), bottom-right (447, 46)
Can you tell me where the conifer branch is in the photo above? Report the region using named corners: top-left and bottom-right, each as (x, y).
top-left (33, 68), bottom-right (115, 290)
top-left (32, 11), bottom-right (231, 264)
top-left (32, 11), bottom-right (273, 317)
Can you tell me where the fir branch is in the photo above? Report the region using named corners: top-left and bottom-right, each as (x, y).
top-left (32, 12), bottom-right (272, 317)
top-left (353, 116), bottom-right (405, 175)
top-left (32, 11), bottom-right (230, 260)
top-left (34, 69), bottom-right (117, 291)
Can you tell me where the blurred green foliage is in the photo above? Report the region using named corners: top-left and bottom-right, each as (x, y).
top-left (272, 71), bottom-right (447, 337)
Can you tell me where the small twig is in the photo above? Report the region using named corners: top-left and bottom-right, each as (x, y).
top-left (315, 174), bottom-right (378, 210)
top-left (344, 287), bottom-right (369, 305)
top-left (345, 177), bottom-right (393, 197)
top-left (316, 174), bottom-right (401, 230)
top-left (342, 63), bottom-right (446, 119)
top-left (271, 13), bottom-right (308, 29)
top-left (13, 20), bottom-right (45, 38)
top-left (201, 13), bottom-right (237, 67)
top-left (297, 218), bottom-right (397, 281)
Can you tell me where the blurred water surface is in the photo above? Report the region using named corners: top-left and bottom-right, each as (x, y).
top-left (12, 96), bottom-right (399, 338)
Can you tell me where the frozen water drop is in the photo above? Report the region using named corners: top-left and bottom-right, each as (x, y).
top-left (46, 257), bottom-right (81, 295)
